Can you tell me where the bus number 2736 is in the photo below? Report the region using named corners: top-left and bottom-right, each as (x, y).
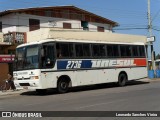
top-left (66, 61), bottom-right (82, 69)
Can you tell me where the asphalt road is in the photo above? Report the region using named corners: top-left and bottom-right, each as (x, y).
top-left (1, 79), bottom-right (160, 120)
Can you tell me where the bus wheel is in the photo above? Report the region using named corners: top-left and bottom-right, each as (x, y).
top-left (36, 89), bottom-right (47, 94)
top-left (118, 73), bottom-right (127, 87)
top-left (57, 78), bottom-right (69, 94)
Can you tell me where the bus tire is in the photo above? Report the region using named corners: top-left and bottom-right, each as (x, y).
top-left (118, 73), bottom-right (127, 87)
top-left (36, 89), bottom-right (47, 94)
top-left (57, 78), bottom-right (69, 94)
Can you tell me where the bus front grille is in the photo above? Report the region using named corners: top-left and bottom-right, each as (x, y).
top-left (19, 83), bottom-right (30, 86)
top-left (18, 78), bottom-right (30, 80)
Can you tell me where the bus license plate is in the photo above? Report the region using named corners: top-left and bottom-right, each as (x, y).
top-left (23, 86), bottom-right (28, 89)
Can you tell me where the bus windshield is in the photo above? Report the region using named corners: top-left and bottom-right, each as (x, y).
top-left (16, 45), bottom-right (39, 70)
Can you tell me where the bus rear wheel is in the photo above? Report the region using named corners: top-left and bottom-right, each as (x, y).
top-left (118, 73), bottom-right (127, 87)
top-left (57, 78), bottom-right (69, 94)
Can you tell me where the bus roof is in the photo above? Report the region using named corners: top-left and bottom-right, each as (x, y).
top-left (17, 38), bottom-right (145, 48)
top-left (27, 28), bottom-right (147, 44)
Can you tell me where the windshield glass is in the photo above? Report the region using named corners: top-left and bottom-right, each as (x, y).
top-left (16, 45), bottom-right (39, 70)
top-left (25, 46), bottom-right (39, 69)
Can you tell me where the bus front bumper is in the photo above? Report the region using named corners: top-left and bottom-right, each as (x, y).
top-left (14, 80), bottom-right (42, 90)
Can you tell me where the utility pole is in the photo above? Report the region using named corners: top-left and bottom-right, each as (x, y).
top-left (147, 0), bottom-right (154, 70)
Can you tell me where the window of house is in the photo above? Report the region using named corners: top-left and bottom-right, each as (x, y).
top-left (0, 22), bottom-right (2, 32)
top-left (81, 21), bottom-right (89, 30)
top-left (29, 19), bottom-right (40, 31)
top-left (63, 23), bottom-right (71, 29)
top-left (97, 26), bottom-right (104, 32)
top-left (0, 47), bottom-right (4, 54)
top-left (34, 11), bottom-right (41, 16)
top-left (45, 10), bottom-right (52, 17)
top-left (62, 10), bottom-right (70, 19)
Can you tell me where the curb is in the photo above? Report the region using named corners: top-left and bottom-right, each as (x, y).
top-left (146, 78), bottom-right (160, 81)
top-left (0, 90), bottom-right (27, 96)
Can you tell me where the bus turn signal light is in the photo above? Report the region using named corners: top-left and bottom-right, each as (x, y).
top-left (31, 76), bottom-right (39, 80)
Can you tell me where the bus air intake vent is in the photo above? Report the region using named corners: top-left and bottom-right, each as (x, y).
top-left (19, 83), bottom-right (30, 86)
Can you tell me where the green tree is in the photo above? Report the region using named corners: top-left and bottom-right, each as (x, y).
top-left (156, 54), bottom-right (160, 59)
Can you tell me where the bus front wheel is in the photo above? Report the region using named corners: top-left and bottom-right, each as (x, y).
top-left (57, 78), bottom-right (69, 94)
top-left (118, 73), bottom-right (127, 87)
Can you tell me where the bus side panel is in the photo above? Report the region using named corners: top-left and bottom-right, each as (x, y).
top-left (127, 67), bottom-right (147, 80)
top-left (76, 69), bottom-right (118, 86)
top-left (41, 71), bottom-right (77, 89)
top-left (41, 72), bottom-right (57, 89)
top-left (100, 69), bottom-right (119, 83)
top-left (76, 70), bottom-right (98, 86)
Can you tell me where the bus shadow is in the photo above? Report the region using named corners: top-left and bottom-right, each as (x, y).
top-left (70, 80), bottom-right (150, 93)
top-left (20, 89), bottom-right (59, 96)
top-left (20, 80), bottom-right (150, 96)
top-left (126, 80), bottom-right (150, 86)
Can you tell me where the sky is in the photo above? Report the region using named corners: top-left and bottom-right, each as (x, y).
top-left (0, 0), bottom-right (160, 58)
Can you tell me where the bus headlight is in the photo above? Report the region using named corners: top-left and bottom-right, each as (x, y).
top-left (14, 83), bottom-right (20, 87)
top-left (13, 73), bottom-right (18, 76)
top-left (31, 76), bottom-right (39, 80)
top-left (30, 83), bottom-right (37, 87)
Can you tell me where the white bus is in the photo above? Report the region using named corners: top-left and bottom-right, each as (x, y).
top-left (13, 39), bottom-right (147, 93)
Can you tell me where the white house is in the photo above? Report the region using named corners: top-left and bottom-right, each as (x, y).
top-left (0, 5), bottom-right (118, 35)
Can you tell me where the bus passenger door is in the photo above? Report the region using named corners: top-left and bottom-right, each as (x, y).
top-left (40, 43), bottom-right (55, 88)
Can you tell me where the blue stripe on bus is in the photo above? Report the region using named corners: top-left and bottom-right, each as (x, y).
top-left (81, 60), bottom-right (92, 68)
top-left (57, 61), bottom-right (68, 69)
top-left (57, 59), bottom-right (146, 70)
top-left (57, 60), bottom-right (92, 69)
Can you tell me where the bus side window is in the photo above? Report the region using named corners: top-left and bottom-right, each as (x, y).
top-left (41, 44), bottom-right (55, 68)
top-left (75, 44), bottom-right (83, 57)
top-left (57, 49), bottom-right (62, 58)
top-left (41, 46), bottom-right (46, 68)
top-left (56, 43), bottom-right (62, 58)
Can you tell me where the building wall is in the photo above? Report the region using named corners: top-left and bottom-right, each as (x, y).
top-left (89, 22), bottom-right (111, 32)
top-left (0, 63), bottom-right (8, 85)
top-left (0, 13), bottom-right (112, 34)
top-left (0, 13), bottom-right (17, 33)
top-left (0, 44), bottom-right (16, 85)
